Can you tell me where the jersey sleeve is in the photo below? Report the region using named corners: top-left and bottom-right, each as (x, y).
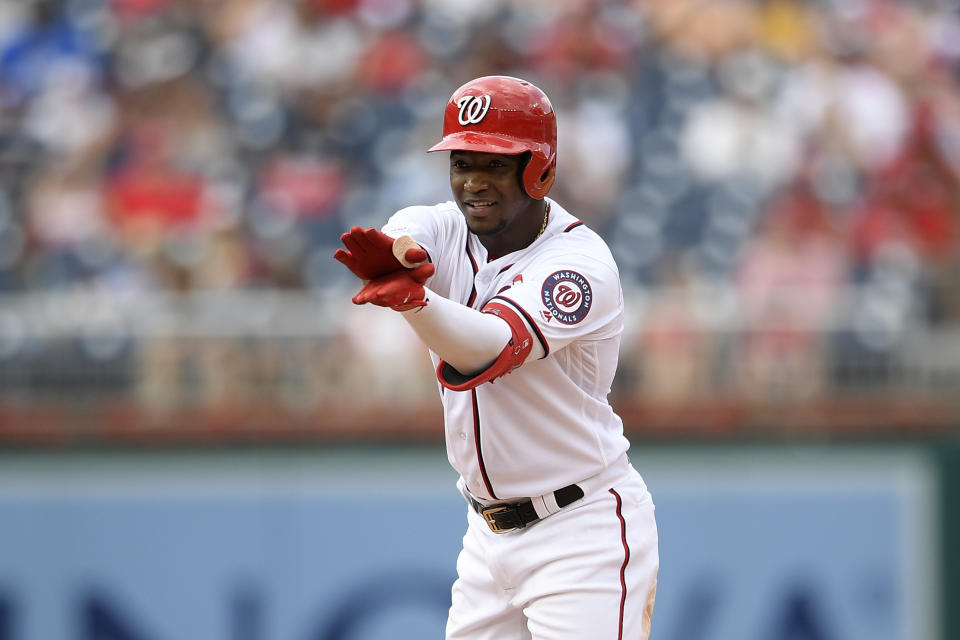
top-left (381, 204), bottom-right (449, 266)
top-left (484, 253), bottom-right (623, 357)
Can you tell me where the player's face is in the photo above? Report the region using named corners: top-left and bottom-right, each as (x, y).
top-left (449, 151), bottom-right (540, 240)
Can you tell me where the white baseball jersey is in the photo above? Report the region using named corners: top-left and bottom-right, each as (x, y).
top-left (383, 197), bottom-right (631, 502)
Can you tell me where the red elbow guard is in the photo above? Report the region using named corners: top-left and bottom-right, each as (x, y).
top-left (437, 302), bottom-right (534, 391)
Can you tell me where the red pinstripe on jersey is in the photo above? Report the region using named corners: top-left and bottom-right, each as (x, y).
top-left (465, 236), bottom-right (479, 307)
top-left (610, 488), bottom-right (630, 640)
top-left (472, 389), bottom-right (496, 499)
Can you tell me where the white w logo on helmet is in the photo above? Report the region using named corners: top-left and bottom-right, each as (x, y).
top-left (456, 95), bottom-right (492, 125)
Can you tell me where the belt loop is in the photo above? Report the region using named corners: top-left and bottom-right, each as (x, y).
top-left (531, 491), bottom-right (560, 519)
top-left (531, 495), bottom-right (550, 519)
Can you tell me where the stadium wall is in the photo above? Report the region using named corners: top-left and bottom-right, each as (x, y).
top-left (0, 444), bottom-right (944, 640)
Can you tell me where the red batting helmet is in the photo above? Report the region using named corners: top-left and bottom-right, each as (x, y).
top-left (428, 76), bottom-right (557, 200)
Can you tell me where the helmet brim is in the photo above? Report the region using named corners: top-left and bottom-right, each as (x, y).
top-left (427, 132), bottom-right (547, 157)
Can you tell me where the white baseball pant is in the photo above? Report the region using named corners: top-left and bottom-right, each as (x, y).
top-left (446, 461), bottom-right (658, 639)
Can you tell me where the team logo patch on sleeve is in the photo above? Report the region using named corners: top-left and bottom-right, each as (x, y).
top-left (541, 270), bottom-right (592, 324)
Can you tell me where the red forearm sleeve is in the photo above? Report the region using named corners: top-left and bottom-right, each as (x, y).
top-left (437, 302), bottom-right (534, 391)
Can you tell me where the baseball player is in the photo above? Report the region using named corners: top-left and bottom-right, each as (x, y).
top-left (334, 76), bottom-right (658, 639)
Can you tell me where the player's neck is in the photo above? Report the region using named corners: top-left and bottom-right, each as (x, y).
top-left (481, 201), bottom-right (550, 262)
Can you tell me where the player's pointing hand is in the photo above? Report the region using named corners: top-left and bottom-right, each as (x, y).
top-left (333, 226), bottom-right (428, 281)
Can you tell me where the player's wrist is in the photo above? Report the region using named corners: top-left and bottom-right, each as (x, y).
top-left (399, 287), bottom-right (433, 314)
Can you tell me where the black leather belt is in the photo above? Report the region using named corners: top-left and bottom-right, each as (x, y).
top-left (467, 484), bottom-right (585, 533)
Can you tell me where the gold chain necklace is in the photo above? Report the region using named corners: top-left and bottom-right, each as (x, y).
top-left (534, 203), bottom-right (551, 241)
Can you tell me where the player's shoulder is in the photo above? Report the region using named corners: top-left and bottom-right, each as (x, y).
top-left (543, 201), bottom-right (618, 271)
top-left (385, 201), bottom-right (464, 237)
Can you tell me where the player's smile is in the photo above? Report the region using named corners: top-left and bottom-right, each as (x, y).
top-left (463, 200), bottom-right (497, 214)
top-left (450, 150), bottom-right (547, 259)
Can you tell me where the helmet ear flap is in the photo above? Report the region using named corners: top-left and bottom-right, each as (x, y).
top-left (522, 156), bottom-right (556, 200)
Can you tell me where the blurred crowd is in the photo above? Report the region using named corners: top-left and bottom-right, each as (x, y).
top-left (1, 0), bottom-right (960, 418)
top-left (0, 0), bottom-right (956, 300)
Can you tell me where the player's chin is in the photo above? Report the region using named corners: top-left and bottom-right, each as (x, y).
top-left (465, 216), bottom-right (506, 237)
top-left (461, 204), bottom-right (501, 232)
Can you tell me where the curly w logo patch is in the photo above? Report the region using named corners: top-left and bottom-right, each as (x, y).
top-left (541, 270), bottom-right (592, 324)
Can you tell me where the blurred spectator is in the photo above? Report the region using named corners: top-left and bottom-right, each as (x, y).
top-left (628, 252), bottom-right (712, 402)
top-left (734, 180), bottom-right (847, 400)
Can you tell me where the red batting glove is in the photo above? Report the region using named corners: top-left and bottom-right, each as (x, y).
top-left (333, 226), bottom-right (428, 281)
top-left (352, 263), bottom-right (435, 311)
